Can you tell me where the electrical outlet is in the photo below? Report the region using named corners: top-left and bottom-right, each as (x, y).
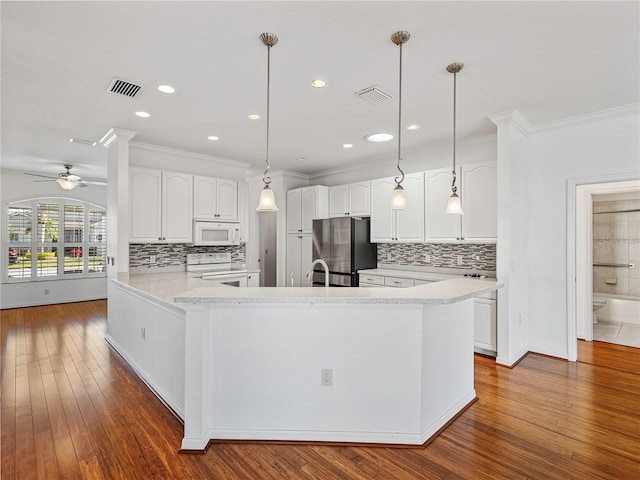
top-left (457, 255), bottom-right (463, 265)
top-left (150, 255), bottom-right (156, 264)
top-left (141, 327), bottom-right (146, 340)
top-left (425, 254), bottom-right (431, 263)
top-left (321, 369), bottom-right (332, 386)
top-left (44, 289), bottom-right (50, 295)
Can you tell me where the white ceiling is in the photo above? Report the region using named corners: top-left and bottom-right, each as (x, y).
top-left (2, 1), bottom-right (638, 182)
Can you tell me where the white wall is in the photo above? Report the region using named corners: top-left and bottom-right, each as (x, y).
top-left (310, 135), bottom-right (496, 186)
top-left (0, 168), bottom-right (108, 308)
top-left (528, 106), bottom-right (640, 358)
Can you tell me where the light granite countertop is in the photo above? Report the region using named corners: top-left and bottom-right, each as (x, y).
top-left (175, 278), bottom-right (502, 305)
top-left (115, 272), bottom-right (502, 308)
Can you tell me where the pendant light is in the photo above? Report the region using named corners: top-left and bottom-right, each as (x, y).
top-left (256, 32), bottom-right (279, 212)
top-left (390, 31), bottom-right (410, 210)
top-left (444, 62), bottom-right (464, 215)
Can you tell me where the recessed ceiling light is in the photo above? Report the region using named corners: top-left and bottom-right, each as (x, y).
top-left (158, 85), bottom-right (175, 94)
top-left (342, 143), bottom-right (353, 149)
top-left (135, 111), bottom-right (150, 118)
top-left (407, 124), bottom-right (421, 131)
top-left (311, 78), bottom-right (327, 88)
top-left (248, 113), bottom-right (261, 120)
top-left (364, 133), bottom-right (394, 143)
top-left (298, 156), bottom-right (308, 161)
top-left (207, 135), bottom-right (219, 141)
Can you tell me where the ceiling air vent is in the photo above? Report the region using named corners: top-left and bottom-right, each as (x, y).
top-left (106, 77), bottom-right (144, 98)
top-left (355, 86), bottom-right (392, 105)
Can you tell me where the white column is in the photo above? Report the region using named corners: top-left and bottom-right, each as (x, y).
top-left (488, 111), bottom-right (531, 366)
top-left (100, 128), bottom-right (136, 277)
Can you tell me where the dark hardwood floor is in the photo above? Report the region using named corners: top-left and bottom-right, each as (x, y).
top-left (1, 300), bottom-right (639, 479)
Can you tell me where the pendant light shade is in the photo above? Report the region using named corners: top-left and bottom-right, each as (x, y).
top-left (56, 178), bottom-right (79, 190)
top-left (444, 62), bottom-right (464, 216)
top-left (390, 31), bottom-right (410, 210)
top-left (256, 32), bottom-right (279, 212)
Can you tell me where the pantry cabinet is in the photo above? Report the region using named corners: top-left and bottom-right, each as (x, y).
top-left (370, 172), bottom-right (424, 243)
top-left (329, 181), bottom-right (370, 217)
top-left (286, 186), bottom-right (329, 234)
top-left (130, 168), bottom-right (193, 243)
top-left (286, 234), bottom-right (313, 287)
top-left (193, 175), bottom-right (238, 221)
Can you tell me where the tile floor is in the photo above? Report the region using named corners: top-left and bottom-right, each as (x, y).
top-left (593, 320), bottom-right (640, 348)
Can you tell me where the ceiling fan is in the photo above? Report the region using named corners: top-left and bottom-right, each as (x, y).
top-left (24, 164), bottom-right (106, 190)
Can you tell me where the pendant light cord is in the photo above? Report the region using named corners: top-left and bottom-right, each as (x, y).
top-left (451, 69), bottom-right (457, 193)
top-left (263, 42), bottom-right (272, 187)
top-left (395, 40), bottom-right (405, 187)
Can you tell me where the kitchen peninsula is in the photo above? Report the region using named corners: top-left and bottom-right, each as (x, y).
top-left (108, 275), bottom-right (501, 452)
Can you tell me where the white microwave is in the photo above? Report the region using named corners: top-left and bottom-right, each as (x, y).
top-left (193, 221), bottom-right (240, 246)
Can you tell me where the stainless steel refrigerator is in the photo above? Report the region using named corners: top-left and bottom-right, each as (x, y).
top-left (311, 217), bottom-right (377, 287)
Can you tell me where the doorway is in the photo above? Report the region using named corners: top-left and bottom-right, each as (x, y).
top-left (572, 178), bottom-right (640, 361)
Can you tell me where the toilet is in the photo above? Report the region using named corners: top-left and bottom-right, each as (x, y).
top-left (593, 298), bottom-right (608, 324)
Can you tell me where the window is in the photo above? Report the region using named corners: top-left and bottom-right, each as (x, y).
top-left (4, 198), bottom-right (106, 282)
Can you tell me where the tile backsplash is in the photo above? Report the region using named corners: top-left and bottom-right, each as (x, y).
top-left (377, 243), bottom-right (496, 271)
top-left (129, 243), bottom-right (246, 273)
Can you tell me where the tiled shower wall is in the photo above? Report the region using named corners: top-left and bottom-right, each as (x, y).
top-left (377, 243), bottom-right (496, 271)
top-left (593, 199), bottom-right (640, 297)
top-left (129, 243), bottom-right (246, 272)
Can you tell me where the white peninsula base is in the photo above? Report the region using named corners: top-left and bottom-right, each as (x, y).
top-left (179, 297), bottom-right (476, 451)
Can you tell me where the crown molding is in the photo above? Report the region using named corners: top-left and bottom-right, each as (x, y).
top-left (129, 141), bottom-right (251, 169)
top-left (488, 110), bottom-right (533, 135)
top-left (100, 128), bottom-right (137, 148)
top-left (530, 103), bottom-right (639, 133)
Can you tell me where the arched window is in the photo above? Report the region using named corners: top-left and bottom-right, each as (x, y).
top-left (3, 197), bottom-right (106, 282)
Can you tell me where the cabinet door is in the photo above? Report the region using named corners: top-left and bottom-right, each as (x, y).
top-left (247, 272), bottom-right (259, 287)
top-left (462, 163), bottom-right (497, 242)
top-left (300, 187), bottom-right (318, 233)
top-left (286, 189), bottom-right (302, 233)
top-left (286, 235), bottom-right (303, 287)
top-left (193, 175), bottom-right (217, 219)
top-left (369, 177), bottom-right (395, 242)
top-left (162, 171), bottom-right (193, 243)
top-left (216, 179), bottom-right (238, 221)
top-left (474, 298), bottom-right (497, 353)
top-left (329, 185), bottom-right (349, 217)
top-left (301, 234), bottom-right (313, 286)
top-left (130, 168), bottom-right (162, 242)
top-left (349, 181), bottom-right (370, 216)
top-left (424, 168), bottom-right (461, 242)
top-left (396, 172), bottom-right (425, 242)
top-left (238, 182), bottom-right (249, 242)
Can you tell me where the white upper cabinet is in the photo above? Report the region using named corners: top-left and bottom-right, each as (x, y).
top-left (461, 163), bottom-right (497, 242)
top-left (287, 186), bottom-right (329, 234)
top-left (329, 181), bottom-right (370, 217)
top-left (162, 171), bottom-right (194, 243)
top-left (130, 167), bottom-right (193, 243)
top-left (193, 175), bottom-right (238, 222)
top-left (424, 168), bottom-right (461, 242)
top-left (424, 163), bottom-right (497, 243)
top-left (371, 173), bottom-right (424, 243)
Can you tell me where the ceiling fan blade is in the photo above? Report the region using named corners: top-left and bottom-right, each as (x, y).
top-left (33, 179), bottom-right (56, 183)
top-left (82, 179), bottom-right (107, 186)
top-left (78, 183), bottom-right (88, 188)
top-left (25, 172), bottom-right (57, 180)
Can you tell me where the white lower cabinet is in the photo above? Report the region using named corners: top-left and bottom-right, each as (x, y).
top-left (247, 272), bottom-right (259, 287)
top-left (357, 270), bottom-right (497, 355)
top-left (286, 235), bottom-right (313, 287)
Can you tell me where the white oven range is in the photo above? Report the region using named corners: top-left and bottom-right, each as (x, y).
top-left (186, 253), bottom-right (248, 287)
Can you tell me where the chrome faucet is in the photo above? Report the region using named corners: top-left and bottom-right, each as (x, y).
top-left (306, 259), bottom-right (329, 287)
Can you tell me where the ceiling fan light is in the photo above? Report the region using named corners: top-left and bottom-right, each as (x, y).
top-left (444, 192), bottom-right (464, 215)
top-left (256, 185), bottom-right (278, 212)
top-left (391, 184), bottom-right (407, 210)
top-left (57, 177), bottom-right (78, 190)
